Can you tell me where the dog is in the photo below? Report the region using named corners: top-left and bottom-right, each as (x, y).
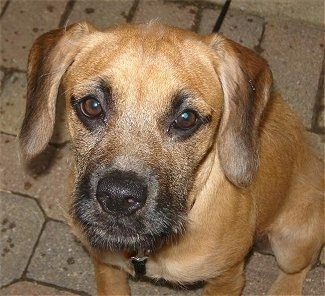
top-left (19, 22), bottom-right (324, 295)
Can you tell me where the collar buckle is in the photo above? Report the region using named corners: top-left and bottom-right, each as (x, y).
top-left (130, 255), bottom-right (148, 276)
top-left (129, 249), bottom-right (151, 276)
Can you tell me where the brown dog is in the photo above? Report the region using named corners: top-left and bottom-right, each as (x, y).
top-left (19, 22), bottom-right (324, 295)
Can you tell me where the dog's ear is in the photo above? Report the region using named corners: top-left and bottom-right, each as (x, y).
top-left (208, 34), bottom-right (273, 187)
top-left (19, 22), bottom-right (95, 160)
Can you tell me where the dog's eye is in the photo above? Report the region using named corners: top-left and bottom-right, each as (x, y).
top-left (173, 110), bottom-right (197, 130)
top-left (80, 97), bottom-right (103, 118)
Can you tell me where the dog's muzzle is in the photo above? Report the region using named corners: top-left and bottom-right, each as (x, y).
top-left (71, 163), bottom-right (189, 251)
top-left (96, 170), bottom-right (147, 215)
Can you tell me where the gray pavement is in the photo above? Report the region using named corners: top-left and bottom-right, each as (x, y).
top-left (0, 0), bottom-right (324, 295)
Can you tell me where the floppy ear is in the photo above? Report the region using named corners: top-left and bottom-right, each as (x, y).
top-left (19, 22), bottom-right (95, 160)
top-left (208, 34), bottom-right (273, 187)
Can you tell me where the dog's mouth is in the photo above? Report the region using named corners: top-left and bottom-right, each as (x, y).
top-left (70, 168), bottom-right (189, 252)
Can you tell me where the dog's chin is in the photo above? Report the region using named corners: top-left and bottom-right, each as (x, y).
top-left (71, 193), bottom-right (188, 252)
top-left (83, 220), bottom-right (185, 252)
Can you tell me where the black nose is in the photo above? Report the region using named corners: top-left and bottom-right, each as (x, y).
top-left (96, 170), bottom-right (147, 215)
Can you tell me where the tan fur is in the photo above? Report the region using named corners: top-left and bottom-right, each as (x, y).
top-left (19, 22), bottom-right (324, 295)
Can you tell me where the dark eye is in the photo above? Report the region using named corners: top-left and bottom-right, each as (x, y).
top-left (174, 110), bottom-right (197, 129)
top-left (80, 97), bottom-right (103, 118)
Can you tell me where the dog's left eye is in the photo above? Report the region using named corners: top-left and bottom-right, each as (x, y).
top-left (173, 110), bottom-right (198, 130)
top-left (80, 97), bottom-right (103, 118)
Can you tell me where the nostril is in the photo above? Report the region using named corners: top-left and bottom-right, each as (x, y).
top-left (96, 170), bottom-right (148, 215)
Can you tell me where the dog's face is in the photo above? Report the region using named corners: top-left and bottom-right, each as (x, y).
top-left (19, 23), bottom-right (272, 252)
top-left (63, 25), bottom-right (223, 251)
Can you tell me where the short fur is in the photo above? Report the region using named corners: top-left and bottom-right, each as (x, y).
top-left (19, 22), bottom-right (324, 295)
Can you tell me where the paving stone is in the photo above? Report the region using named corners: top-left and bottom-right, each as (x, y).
top-left (27, 220), bottom-right (95, 295)
top-left (210, 0), bottom-right (324, 27)
top-left (198, 7), bottom-right (221, 34)
top-left (68, 0), bottom-right (133, 29)
top-left (0, 72), bottom-right (68, 144)
top-left (133, 0), bottom-right (197, 29)
top-left (243, 252), bottom-right (278, 295)
top-left (199, 7), bottom-right (264, 49)
top-left (0, 191), bottom-right (45, 287)
top-left (0, 72), bottom-right (26, 135)
top-left (0, 281), bottom-right (79, 295)
top-left (303, 265), bottom-right (325, 295)
top-left (0, 133), bottom-right (71, 221)
top-left (261, 19), bottom-right (324, 129)
top-left (0, 0), bottom-right (68, 70)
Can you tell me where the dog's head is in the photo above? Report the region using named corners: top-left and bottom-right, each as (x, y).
top-left (19, 22), bottom-right (272, 252)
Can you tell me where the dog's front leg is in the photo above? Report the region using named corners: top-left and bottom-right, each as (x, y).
top-left (268, 265), bottom-right (311, 295)
top-left (203, 262), bottom-right (245, 296)
top-left (93, 256), bottom-right (131, 296)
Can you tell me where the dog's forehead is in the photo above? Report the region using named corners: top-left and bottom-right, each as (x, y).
top-left (65, 24), bottom-right (220, 110)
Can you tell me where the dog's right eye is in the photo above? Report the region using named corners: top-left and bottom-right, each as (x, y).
top-left (80, 97), bottom-right (103, 118)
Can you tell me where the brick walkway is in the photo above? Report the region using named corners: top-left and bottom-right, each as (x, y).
top-left (0, 0), bottom-right (324, 295)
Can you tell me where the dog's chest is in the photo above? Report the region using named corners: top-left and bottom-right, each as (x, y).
top-left (101, 250), bottom-right (221, 283)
